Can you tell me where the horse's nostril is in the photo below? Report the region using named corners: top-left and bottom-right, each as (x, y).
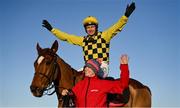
top-left (37, 88), bottom-right (43, 94)
top-left (30, 85), bottom-right (36, 92)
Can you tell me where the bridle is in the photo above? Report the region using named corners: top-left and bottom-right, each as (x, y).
top-left (34, 51), bottom-right (78, 101)
top-left (34, 53), bottom-right (59, 95)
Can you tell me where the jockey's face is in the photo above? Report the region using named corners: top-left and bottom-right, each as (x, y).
top-left (84, 67), bottom-right (95, 77)
top-left (85, 25), bottom-right (97, 36)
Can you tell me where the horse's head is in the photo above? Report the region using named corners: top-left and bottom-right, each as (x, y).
top-left (30, 40), bottom-right (59, 97)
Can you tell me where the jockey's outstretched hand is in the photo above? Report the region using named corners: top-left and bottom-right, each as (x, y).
top-left (120, 55), bottom-right (129, 64)
top-left (124, 2), bottom-right (136, 18)
top-left (42, 20), bottom-right (53, 31)
top-left (62, 89), bottom-right (69, 96)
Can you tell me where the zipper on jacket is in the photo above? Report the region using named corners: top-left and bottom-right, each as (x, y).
top-left (85, 77), bottom-right (90, 107)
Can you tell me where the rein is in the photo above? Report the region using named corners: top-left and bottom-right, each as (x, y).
top-left (53, 58), bottom-right (77, 101)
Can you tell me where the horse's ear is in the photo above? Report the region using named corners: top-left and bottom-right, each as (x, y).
top-left (36, 43), bottom-right (42, 55)
top-left (51, 40), bottom-right (58, 53)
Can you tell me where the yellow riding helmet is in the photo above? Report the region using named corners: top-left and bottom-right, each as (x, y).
top-left (83, 16), bottom-right (98, 26)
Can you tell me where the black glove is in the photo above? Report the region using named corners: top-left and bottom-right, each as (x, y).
top-left (62, 89), bottom-right (75, 107)
top-left (124, 2), bottom-right (136, 18)
top-left (42, 20), bottom-right (53, 31)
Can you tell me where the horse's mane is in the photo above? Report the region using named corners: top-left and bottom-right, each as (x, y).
top-left (56, 55), bottom-right (78, 73)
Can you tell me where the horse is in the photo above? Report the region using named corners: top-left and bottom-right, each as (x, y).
top-left (30, 40), bottom-right (151, 107)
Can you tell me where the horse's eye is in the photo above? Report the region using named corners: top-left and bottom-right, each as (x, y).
top-left (46, 61), bottom-right (51, 65)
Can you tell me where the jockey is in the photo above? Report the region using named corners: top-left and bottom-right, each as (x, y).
top-left (42, 2), bottom-right (135, 78)
top-left (61, 55), bottom-right (130, 107)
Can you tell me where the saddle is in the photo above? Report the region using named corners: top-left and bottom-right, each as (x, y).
top-left (105, 77), bottom-right (130, 107)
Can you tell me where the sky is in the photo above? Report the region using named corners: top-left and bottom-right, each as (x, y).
top-left (0, 0), bottom-right (179, 107)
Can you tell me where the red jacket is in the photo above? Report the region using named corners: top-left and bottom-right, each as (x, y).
top-left (72, 64), bottom-right (129, 107)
